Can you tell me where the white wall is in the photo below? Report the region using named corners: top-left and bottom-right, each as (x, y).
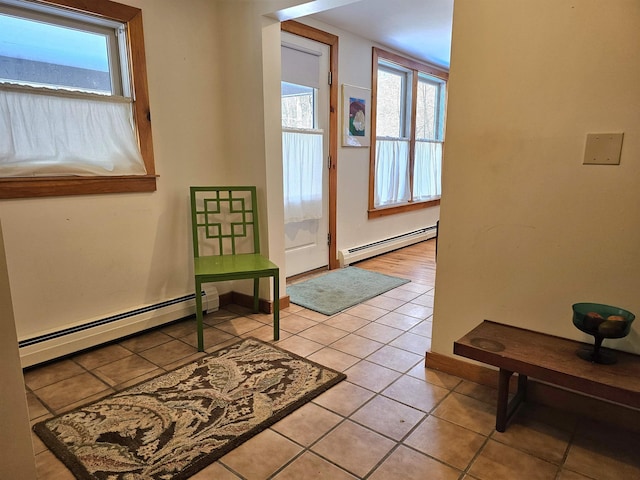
top-left (433, 0), bottom-right (640, 358)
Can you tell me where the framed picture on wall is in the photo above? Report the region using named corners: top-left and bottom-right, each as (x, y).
top-left (342, 84), bottom-right (371, 147)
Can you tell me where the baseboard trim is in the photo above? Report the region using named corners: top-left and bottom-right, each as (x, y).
top-left (425, 350), bottom-right (640, 433)
top-left (219, 292), bottom-right (290, 313)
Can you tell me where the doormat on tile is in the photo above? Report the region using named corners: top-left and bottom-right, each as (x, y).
top-left (287, 266), bottom-right (410, 316)
top-left (34, 338), bottom-right (346, 480)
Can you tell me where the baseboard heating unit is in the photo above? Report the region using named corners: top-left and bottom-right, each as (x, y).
top-left (338, 225), bottom-right (437, 267)
top-left (18, 287), bottom-right (218, 368)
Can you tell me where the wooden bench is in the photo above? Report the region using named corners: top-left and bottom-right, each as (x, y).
top-left (454, 320), bottom-right (640, 432)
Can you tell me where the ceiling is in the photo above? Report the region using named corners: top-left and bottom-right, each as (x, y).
top-left (307, 0), bottom-right (454, 70)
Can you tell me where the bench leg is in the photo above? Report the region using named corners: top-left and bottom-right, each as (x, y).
top-left (496, 369), bottom-right (512, 432)
top-left (496, 369), bottom-right (528, 432)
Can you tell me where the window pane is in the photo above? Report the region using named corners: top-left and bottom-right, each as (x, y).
top-left (0, 12), bottom-right (112, 94)
top-left (416, 78), bottom-right (438, 140)
top-left (417, 75), bottom-right (446, 142)
top-left (281, 82), bottom-right (315, 129)
top-left (376, 68), bottom-right (404, 138)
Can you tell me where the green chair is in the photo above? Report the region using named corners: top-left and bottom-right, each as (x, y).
top-left (190, 186), bottom-right (280, 351)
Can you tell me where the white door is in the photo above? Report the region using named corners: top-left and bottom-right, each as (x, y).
top-left (281, 32), bottom-right (330, 277)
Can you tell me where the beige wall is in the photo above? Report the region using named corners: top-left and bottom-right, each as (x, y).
top-left (433, 0), bottom-right (640, 357)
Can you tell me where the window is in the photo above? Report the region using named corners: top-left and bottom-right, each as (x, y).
top-left (281, 80), bottom-right (323, 223)
top-left (369, 47), bottom-right (447, 217)
top-left (0, 0), bottom-right (155, 199)
top-left (281, 82), bottom-right (316, 129)
top-left (280, 38), bottom-right (325, 224)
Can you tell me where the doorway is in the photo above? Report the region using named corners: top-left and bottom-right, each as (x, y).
top-left (281, 22), bottom-right (339, 277)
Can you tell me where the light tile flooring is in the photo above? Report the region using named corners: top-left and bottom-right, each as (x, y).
top-left (25, 242), bottom-right (640, 479)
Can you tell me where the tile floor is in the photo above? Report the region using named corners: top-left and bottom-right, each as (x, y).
top-left (25, 264), bottom-right (640, 479)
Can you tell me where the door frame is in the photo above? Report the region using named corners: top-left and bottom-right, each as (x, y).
top-left (281, 20), bottom-right (339, 270)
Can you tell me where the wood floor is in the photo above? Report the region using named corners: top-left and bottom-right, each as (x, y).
top-left (349, 238), bottom-right (436, 286)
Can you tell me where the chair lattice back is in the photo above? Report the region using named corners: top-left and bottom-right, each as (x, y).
top-left (190, 186), bottom-right (260, 258)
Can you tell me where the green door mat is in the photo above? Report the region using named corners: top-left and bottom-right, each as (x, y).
top-left (287, 266), bottom-right (410, 315)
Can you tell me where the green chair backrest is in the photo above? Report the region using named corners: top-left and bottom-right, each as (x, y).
top-left (190, 186), bottom-right (261, 258)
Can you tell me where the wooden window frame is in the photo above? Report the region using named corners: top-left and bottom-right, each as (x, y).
top-left (368, 47), bottom-right (447, 218)
top-left (0, 0), bottom-right (156, 199)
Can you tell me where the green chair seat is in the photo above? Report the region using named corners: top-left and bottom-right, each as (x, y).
top-left (194, 254), bottom-right (278, 278)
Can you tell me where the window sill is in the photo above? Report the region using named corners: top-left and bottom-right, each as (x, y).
top-left (368, 198), bottom-right (440, 219)
top-left (0, 175), bottom-right (158, 199)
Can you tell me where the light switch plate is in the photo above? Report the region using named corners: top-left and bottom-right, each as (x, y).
top-left (583, 133), bottom-right (624, 165)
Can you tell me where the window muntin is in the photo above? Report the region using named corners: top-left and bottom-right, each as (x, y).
top-left (0, 0), bottom-right (155, 199)
top-left (369, 48), bottom-right (447, 215)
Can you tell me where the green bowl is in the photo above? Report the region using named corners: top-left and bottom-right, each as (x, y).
top-left (572, 302), bottom-right (635, 339)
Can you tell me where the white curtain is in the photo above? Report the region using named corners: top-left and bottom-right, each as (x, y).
top-left (0, 88), bottom-right (146, 177)
top-left (413, 140), bottom-right (442, 200)
top-left (282, 129), bottom-right (323, 223)
top-left (374, 138), bottom-right (410, 207)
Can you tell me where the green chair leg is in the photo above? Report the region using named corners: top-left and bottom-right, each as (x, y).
top-left (195, 280), bottom-right (204, 352)
top-left (273, 272), bottom-right (279, 341)
top-left (252, 278), bottom-right (260, 313)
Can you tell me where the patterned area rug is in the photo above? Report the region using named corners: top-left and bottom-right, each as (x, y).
top-left (34, 338), bottom-right (346, 480)
top-left (287, 266), bottom-right (410, 315)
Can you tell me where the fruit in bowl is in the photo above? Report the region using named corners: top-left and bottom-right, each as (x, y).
top-left (572, 302), bottom-right (635, 364)
top-left (598, 320), bottom-right (625, 337)
top-left (573, 303), bottom-right (634, 339)
top-left (582, 312), bottom-right (605, 331)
